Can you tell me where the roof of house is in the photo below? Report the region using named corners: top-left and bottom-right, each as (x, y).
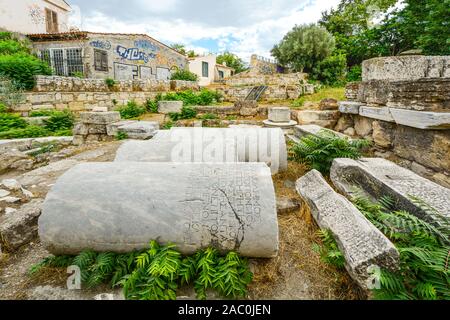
top-left (26, 31), bottom-right (186, 58)
top-left (216, 63), bottom-right (234, 70)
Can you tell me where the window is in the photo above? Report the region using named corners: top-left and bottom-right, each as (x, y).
top-left (45, 8), bottom-right (59, 33)
top-left (39, 48), bottom-right (84, 76)
top-left (202, 61), bottom-right (209, 77)
top-left (219, 70), bottom-right (224, 79)
top-left (94, 49), bottom-right (109, 72)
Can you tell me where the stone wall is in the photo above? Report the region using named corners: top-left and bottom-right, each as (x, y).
top-left (249, 55), bottom-right (278, 75)
top-left (12, 76), bottom-right (199, 115)
top-left (336, 55), bottom-right (450, 188)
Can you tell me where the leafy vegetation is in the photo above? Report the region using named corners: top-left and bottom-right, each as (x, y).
top-left (0, 125), bottom-right (50, 139)
top-left (198, 113), bottom-right (218, 120)
top-left (168, 106), bottom-right (198, 121)
top-left (310, 53), bottom-right (347, 86)
top-left (0, 76), bottom-right (25, 108)
top-left (117, 101), bottom-right (146, 119)
top-left (291, 130), bottom-right (370, 175)
top-left (43, 110), bottom-right (75, 132)
top-left (30, 241), bottom-right (253, 300)
top-left (353, 194), bottom-right (450, 300)
top-left (0, 33), bottom-right (51, 90)
top-left (145, 99), bottom-right (158, 113)
top-left (313, 230), bottom-right (346, 269)
top-left (116, 131), bottom-right (128, 141)
top-left (29, 110), bottom-right (56, 117)
top-left (170, 44), bottom-right (197, 58)
top-left (159, 89), bottom-right (222, 107)
top-left (0, 112), bottom-right (28, 132)
top-left (170, 69), bottom-right (198, 81)
top-left (105, 78), bottom-right (116, 89)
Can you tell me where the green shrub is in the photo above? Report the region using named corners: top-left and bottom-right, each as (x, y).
top-left (162, 121), bottom-right (174, 129)
top-left (197, 88), bottom-right (222, 105)
top-left (353, 195), bottom-right (450, 300)
top-left (53, 129), bottom-right (73, 136)
top-left (168, 106), bottom-right (197, 121)
top-left (0, 102), bottom-right (7, 113)
top-left (0, 76), bottom-right (25, 107)
top-left (311, 54), bottom-right (347, 86)
top-left (347, 65), bottom-right (362, 82)
top-left (30, 241), bottom-right (253, 300)
top-left (199, 113), bottom-right (218, 120)
top-left (117, 101), bottom-right (146, 119)
top-left (116, 131), bottom-right (128, 140)
top-left (29, 110), bottom-right (55, 117)
top-left (159, 89), bottom-right (221, 107)
top-left (0, 112), bottom-right (28, 132)
top-left (291, 130), bottom-right (370, 175)
top-left (105, 78), bottom-right (116, 89)
top-left (145, 99), bottom-right (158, 113)
top-left (0, 125), bottom-right (49, 139)
top-left (43, 110), bottom-right (75, 132)
top-left (0, 32), bottom-right (12, 41)
top-left (72, 71), bottom-right (85, 79)
top-left (170, 69), bottom-right (198, 81)
top-left (0, 53), bottom-right (52, 90)
top-left (313, 229), bottom-right (345, 269)
top-left (0, 39), bottom-right (29, 55)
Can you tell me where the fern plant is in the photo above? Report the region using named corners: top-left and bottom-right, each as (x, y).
top-left (290, 130), bottom-right (370, 175)
top-left (352, 194), bottom-right (450, 300)
top-left (29, 241), bottom-right (253, 301)
top-left (315, 229), bottom-right (346, 269)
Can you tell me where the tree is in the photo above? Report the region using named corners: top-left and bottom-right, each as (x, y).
top-left (271, 24), bottom-right (336, 73)
top-left (216, 52), bottom-right (247, 74)
top-left (171, 43), bottom-right (187, 55)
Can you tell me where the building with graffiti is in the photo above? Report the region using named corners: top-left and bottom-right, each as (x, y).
top-left (28, 31), bottom-right (188, 80)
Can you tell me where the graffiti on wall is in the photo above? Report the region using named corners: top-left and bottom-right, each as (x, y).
top-left (28, 4), bottom-right (45, 25)
top-left (134, 40), bottom-right (159, 52)
top-left (116, 45), bottom-right (156, 63)
top-left (90, 40), bottom-right (111, 50)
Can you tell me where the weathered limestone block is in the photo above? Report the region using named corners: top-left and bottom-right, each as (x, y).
top-left (268, 107), bottom-right (291, 123)
top-left (0, 199), bottom-right (43, 251)
top-left (330, 158), bottom-right (450, 221)
top-left (319, 98), bottom-right (338, 111)
top-left (339, 101), bottom-right (363, 114)
top-left (345, 82), bottom-right (360, 101)
top-left (334, 115), bottom-right (354, 132)
top-left (296, 110), bottom-right (340, 129)
top-left (354, 116), bottom-right (373, 137)
top-left (158, 101), bottom-right (183, 114)
top-left (372, 121), bottom-right (393, 148)
top-left (389, 109), bottom-right (450, 130)
top-left (359, 106), bottom-right (395, 122)
top-left (39, 162), bottom-right (279, 258)
top-left (79, 111), bottom-right (121, 125)
top-left (116, 121), bottom-right (159, 140)
top-left (195, 105), bottom-right (240, 116)
top-left (115, 127), bottom-right (288, 174)
top-left (362, 56), bottom-right (450, 81)
top-left (296, 170), bottom-right (399, 289)
top-left (293, 125), bottom-right (351, 140)
top-left (235, 100), bottom-right (259, 117)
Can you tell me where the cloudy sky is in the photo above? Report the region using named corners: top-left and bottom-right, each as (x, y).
top-left (68, 0), bottom-right (341, 61)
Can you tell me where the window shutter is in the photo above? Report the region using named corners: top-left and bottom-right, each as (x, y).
top-left (52, 11), bottom-right (58, 33)
top-left (101, 51), bottom-right (108, 70)
top-left (45, 9), bottom-right (52, 33)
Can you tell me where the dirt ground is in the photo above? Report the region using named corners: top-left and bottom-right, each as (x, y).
top-left (0, 138), bottom-right (362, 300)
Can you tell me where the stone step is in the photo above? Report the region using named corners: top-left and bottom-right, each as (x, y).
top-left (296, 170), bottom-right (399, 290)
top-left (39, 162), bottom-right (279, 258)
top-left (330, 158), bottom-right (450, 222)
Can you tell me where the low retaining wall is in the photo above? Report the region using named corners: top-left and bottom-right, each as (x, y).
top-left (12, 76), bottom-right (199, 115)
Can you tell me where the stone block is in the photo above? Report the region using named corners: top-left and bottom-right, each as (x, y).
top-left (115, 127), bottom-right (288, 174)
top-left (0, 200), bottom-right (43, 251)
top-left (79, 111), bottom-right (121, 125)
top-left (330, 158), bottom-right (450, 222)
top-left (158, 101), bottom-right (183, 114)
top-left (339, 101), bottom-right (363, 114)
top-left (389, 109), bottom-right (450, 130)
top-left (359, 106), bottom-right (395, 122)
top-left (296, 110), bottom-right (340, 128)
top-left (116, 121), bottom-right (159, 140)
top-left (319, 99), bottom-right (338, 111)
top-left (72, 123), bottom-right (88, 135)
top-left (296, 170), bottom-right (399, 290)
top-left (235, 100), bottom-right (259, 117)
top-left (268, 107), bottom-right (291, 123)
top-left (354, 116), bottom-right (373, 137)
top-left (293, 125), bottom-right (351, 140)
top-left (39, 162), bottom-right (279, 258)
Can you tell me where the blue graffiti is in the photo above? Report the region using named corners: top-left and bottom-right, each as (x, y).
top-left (134, 40), bottom-right (159, 52)
top-left (90, 40), bottom-right (111, 50)
top-left (116, 45), bottom-right (156, 63)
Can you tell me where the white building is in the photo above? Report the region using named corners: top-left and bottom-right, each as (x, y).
top-left (0, 0), bottom-right (71, 34)
top-left (188, 54), bottom-right (234, 86)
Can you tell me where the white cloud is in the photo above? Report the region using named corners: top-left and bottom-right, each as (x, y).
top-left (70, 0), bottom-right (341, 61)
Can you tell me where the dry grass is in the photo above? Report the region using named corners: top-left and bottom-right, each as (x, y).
top-left (249, 161), bottom-right (364, 300)
top-left (292, 87), bottom-right (346, 109)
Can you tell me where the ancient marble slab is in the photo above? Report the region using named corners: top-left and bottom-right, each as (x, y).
top-left (293, 125), bottom-right (351, 140)
top-left (359, 106), bottom-right (395, 122)
top-left (339, 101), bottom-right (363, 114)
top-left (79, 111), bottom-right (121, 124)
top-left (296, 170), bottom-right (399, 290)
top-left (389, 109), bottom-right (450, 130)
top-left (39, 162), bottom-right (279, 258)
top-left (115, 128), bottom-right (288, 174)
top-left (330, 158), bottom-right (450, 221)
